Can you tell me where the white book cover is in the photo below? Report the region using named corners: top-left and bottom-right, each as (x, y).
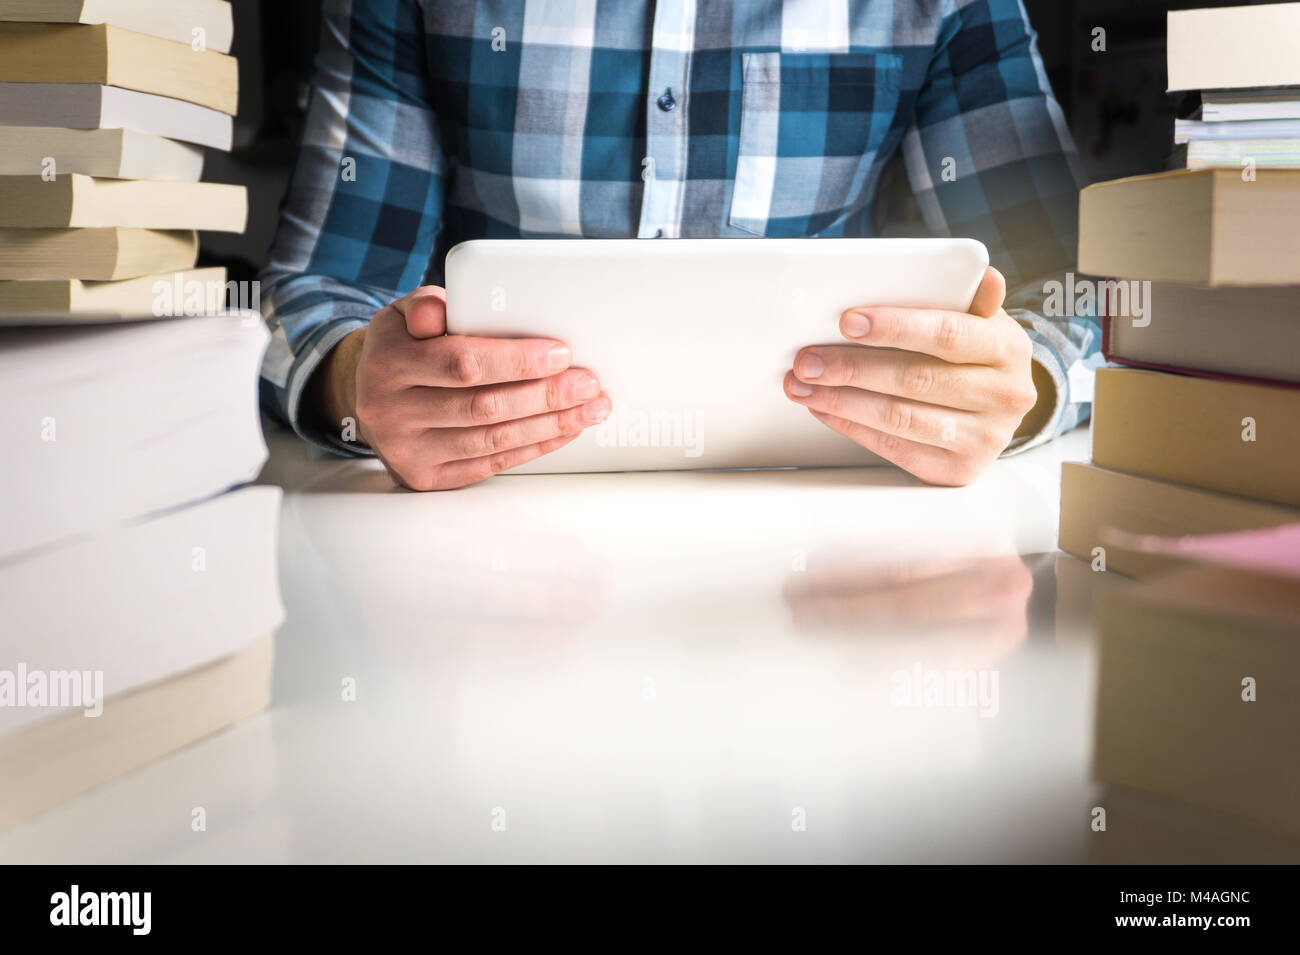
top-left (0, 311), bottom-right (270, 561)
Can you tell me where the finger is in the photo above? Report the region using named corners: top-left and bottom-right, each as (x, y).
top-left (429, 394), bottom-right (611, 463)
top-left (967, 266), bottom-right (1007, 319)
top-left (394, 335), bottom-right (574, 387)
top-left (410, 368), bottom-right (602, 427)
top-left (786, 374), bottom-right (994, 452)
top-left (808, 409), bottom-right (979, 486)
top-left (391, 286), bottom-right (450, 339)
top-left (838, 305), bottom-right (1006, 365)
top-left (431, 430), bottom-right (585, 489)
top-left (793, 347), bottom-right (998, 412)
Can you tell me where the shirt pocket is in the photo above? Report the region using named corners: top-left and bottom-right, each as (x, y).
top-left (729, 51), bottom-right (903, 237)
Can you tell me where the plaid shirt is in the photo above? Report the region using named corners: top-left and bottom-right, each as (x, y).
top-left (261, 0), bottom-right (1099, 456)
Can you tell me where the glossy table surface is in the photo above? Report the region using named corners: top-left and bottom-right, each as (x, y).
top-left (5, 422), bottom-right (1131, 863)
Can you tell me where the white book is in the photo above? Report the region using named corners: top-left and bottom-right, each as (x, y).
top-left (0, 83), bottom-right (232, 151)
top-left (1202, 89), bottom-right (1300, 122)
top-left (1168, 2), bottom-right (1300, 92)
top-left (0, 126), bottom-right (204, 181)
top-left (0, 0), bottom-right (233, 53)
top-left (0, 486), bottom-right (283, 739)
top-left (1174, 117), bottom-right (1300, 143)
top-left (0, 312), bottom-right (269, 561)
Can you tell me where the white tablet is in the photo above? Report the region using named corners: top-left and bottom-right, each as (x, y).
top-left (444, 237), bottom-right (989, 473)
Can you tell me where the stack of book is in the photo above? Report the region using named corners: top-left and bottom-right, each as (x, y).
top-left (1168, 1), bottom-right (1300, 171)
top-left (1060, 1), bottom-right (1300, 859)
top-left (0, 1), bottom-right (281, 829)
top-left (0, 0), bottom-right (245, 318)
top-left (1060, 3), bottom-right (1300, 581)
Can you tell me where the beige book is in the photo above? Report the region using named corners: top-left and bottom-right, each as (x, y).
top-left (0, 267), bottom-right (226, 320)
top-left (0, 227), bottom-right (197, 280)
top-left (0, 635), bottom-right (273, 829)
top-left (1078, 168), bottom-right (1300, 285)
top-left (0, 175), bottom-right (247, 232)
top-left (1107, 282), bottom-right (1300, 385)
top-left (0, 83), bottom-right (232, 151)
top-left (1094, 564), bottom-right (1300, 837)
top-left (1092, 368), bottom-right (1300, 508)
top-left (1167, 2), bottom-right (1300, 92)
top-left (0, 126), bottom-right (204, 181)
top-left (0, 22), bottom-right (238, 115)
top-left (0, 0), bottom-right (233, 53)
top-left (1058, 462), bottom-right (1299, 579)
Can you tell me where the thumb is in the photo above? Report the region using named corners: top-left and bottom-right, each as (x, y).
top-left (967, 266), bottom-right (1007, 319)
top-left (392, 286), bottom-right (448, 339)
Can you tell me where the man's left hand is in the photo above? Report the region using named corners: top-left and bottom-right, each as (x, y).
top-left (785, 266), bottom-right (1039, 486)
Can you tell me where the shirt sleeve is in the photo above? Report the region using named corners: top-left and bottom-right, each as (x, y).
top-left (901, 0), bottom-right (1099, 453)
top-left (258, 0), bottom-right (446, 455)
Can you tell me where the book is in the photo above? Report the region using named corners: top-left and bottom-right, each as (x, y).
top-left (0, 83), bottom-right (232, 151)
top-left (0, 267), bottom-right (227, 321)
top-left (1092, 368), bottom-right (1300, 508)
top-left (1103, 282), bottom-right (1300, 385)
top-left (1167, 2), bottom-right (1300, 92)
top-left (0, 635), bottom-right (273, 829)
top-left (0, 707), bottom-right (282, 860)
top-left (0, 23), bottom-right (238, 115)
top-left (0, 486), bottom-right (283, 739)
top-left (0, 175), bottom-right (247, 232)
top-left (0, 228), bottom-right (197, 281)
top-left (1058, 462), bottom-right (1300, 580)
top-left (0, 126), bottom-right (204, 181)
top-left (1077, 168), bottom-right (1300, 284)
top-left (0, 312), bottom-right (269, 561)
top-left (0, 0), bottom-right (233, 54)
top-left (1183, 138), bottom-right (1300, 170)
top-left (1174, 117), bottom-right (1300, 142)
top-left (1094, 563), bottom-right (1300, 838)
top-left (1201, 87), bottom-right (1300, 122)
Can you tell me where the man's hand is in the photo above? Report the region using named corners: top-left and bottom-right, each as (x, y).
top-left (784, 266), bottom-right (1040, 486)
top-left (307, 286), bottom-right (611, 490)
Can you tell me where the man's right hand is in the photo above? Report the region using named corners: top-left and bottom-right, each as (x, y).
top-left (308, 286), bottom-right (610, 490)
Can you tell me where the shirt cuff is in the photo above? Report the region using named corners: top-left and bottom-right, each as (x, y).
top-left (275, 316), bottom-right (375, 458)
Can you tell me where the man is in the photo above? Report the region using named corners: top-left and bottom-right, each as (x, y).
top-left (261, 0), bottom-right (1097, 490)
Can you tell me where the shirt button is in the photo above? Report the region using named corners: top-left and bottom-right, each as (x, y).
top-left (656, 88), bottom-right (676, 111)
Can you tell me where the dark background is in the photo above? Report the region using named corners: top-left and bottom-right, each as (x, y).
top-left (202, 0), bottom-right (1257, 283)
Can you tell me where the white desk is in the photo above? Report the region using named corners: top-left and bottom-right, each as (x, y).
top-left (4, 423), bottom-right (1119, 863)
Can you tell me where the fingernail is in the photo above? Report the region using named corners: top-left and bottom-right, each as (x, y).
top-left (843, 311), bottom-right (871, 338)
top-left (574, 374), bottom-right (599, 400)
top-left (796, 353), bottom-right (825, 379)
top-left (547, 345), bottom-right (572, 370)
top-left (789, 380), bottom-right (814, 397)
top-left (584, 397), bottom-right (611, 422)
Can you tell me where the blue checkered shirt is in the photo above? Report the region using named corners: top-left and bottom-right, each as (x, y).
top-left (260, 0), bottom-right (1099, 456)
